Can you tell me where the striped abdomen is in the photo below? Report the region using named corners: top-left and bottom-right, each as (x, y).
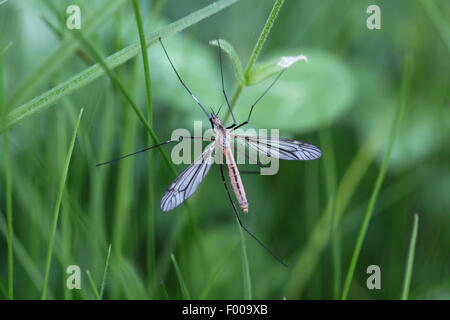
top-left (225, 148), bottom-right (249, 213)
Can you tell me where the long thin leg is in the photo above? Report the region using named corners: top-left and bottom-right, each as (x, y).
top-left (216, 39), bottom-right (237, 128)
top-left (96, 136), bottom-right (210, 167)
top-left (159, 37), bottom-right (212, 125)
top-left (232, 69), bottom-right (286, 131)
top-left (218, 164), bottom-right (288, 267)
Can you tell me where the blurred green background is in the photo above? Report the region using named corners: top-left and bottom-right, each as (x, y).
top-left (0, 0), bottom-right (449, 300)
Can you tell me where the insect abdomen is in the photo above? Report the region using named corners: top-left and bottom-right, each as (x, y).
top-left (225, 149), bottom-right (249, 213)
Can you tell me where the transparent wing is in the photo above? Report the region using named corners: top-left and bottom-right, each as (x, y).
top-left (160, 143), bottom-right (215, 212)
top-left (233, 135), bottom-right (321, 161)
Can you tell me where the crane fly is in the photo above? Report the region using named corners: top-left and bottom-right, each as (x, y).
top-left (97, 38), bottom-right (322, 267)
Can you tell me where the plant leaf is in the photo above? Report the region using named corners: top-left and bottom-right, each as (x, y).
top-left (209, 39), bottom-right (246, 85)
top-left (1, 0), bottom-right (241, 132)
top-left (233, 49), bottom-right (354, 133)
top-left (246, 54), bottom-right (308, 85)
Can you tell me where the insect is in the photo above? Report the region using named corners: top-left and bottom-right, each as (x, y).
top-left (97, 38), bottom-right (322, 266)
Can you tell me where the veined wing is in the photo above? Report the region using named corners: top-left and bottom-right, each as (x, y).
top-left (233, 135), bottom-right (321, 161)
top-left (160, 142), bottom-right (215, 212)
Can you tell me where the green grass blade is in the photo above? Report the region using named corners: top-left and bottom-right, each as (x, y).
top-left (100, 244), bottom-right (112, 299)
top-left (40, 107), bottom-right (84, 300)
top-left (341, 54), bottom-right (413, 300)
top-left (0, 42), bottom-right (13, 57)
top-left (419, 0), bottom-right (450, 53)
top-left (319, 128), bottom-right (340, 299)
top-left (170, 253), bottom-right (191, 300)
top-left (198, 241), bottom-right (238, 299)
top-left (2, 0), bottom-right (240, 132)
top-left (3, 113), bottom-right (14, 301)
top-left (39, 13), bottom-right (95, 66)
top-left (236, 216), bottom-right (252, 300)
top-left (159, 279), bottom-right (170, 300)
top-left (131, 0), bottom-right (157, 297)
top-left (284, 119), bottom-right (390, 298)
top-left (0, 212), bottom-right (55, 299)
top-left (86, 270), bottom-right (101, 300)
top-left (0, 276), bottom-right (7, 299)
top-left (8, 0), bottom-right (128, 108)
top-left (401, 214), bottom-right (419, 300)
top-left (74, 32), bottom-right (176, 177)
top-left (1, 39), bottom-right (14, 300)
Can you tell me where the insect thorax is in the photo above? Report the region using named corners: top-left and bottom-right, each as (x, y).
top-left (215, 125), bottom-right (231, 149)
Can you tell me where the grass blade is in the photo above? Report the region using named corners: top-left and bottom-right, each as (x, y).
top-left (284, 120), bottom-right (388, 298)
top-left (74, 32), bottom-right (176, 177)
top-left (3, 104), bottom-right (13, 301)
top-left (401, 214), bottom-right (419, 300)
top-left (0, 42), bottom-right (13, 57)
top-left (237, 217), bottom-right (252, 300)
top-left (100, 244), bottom-right (112, 299)
top-left (160, 279), bottom-right (170, 300)
top-left (8, 0), bottom-right (128, 108)
top-left (40, 107), bottom-right (84, 300)
top-left (419, 0), bottom-right (450, 53)
top-left (198, 241), bottom-right (238, 299)
top-left (0, 212), bottom-right (55, 299)
top-left (1, 40), bottom-right (14, 300)
top-left (2, 0), bottom-right (240, 132)
top-left (86, 270), bottom-right (101, 300)
top-left (170, 253), bottom-right (191, 300)
top-left (131, 0), bottom-right (157, 297)
top-left (341, 54), bottom-right (413, 300)
top-left (0, 276), bottom-right (7, 299)
top-left (319, 128), bottom-right (340, 299)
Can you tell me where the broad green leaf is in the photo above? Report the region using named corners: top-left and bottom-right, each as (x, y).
top-left (233, 49), bottom-right (355, 133)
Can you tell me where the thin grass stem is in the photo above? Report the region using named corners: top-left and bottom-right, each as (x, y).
top-left (401, 214), bottom-right (419, 300)
top-left (0, 42), bottom-right (13, 299)
top-left (100, 244), bottom-right (112, 299)
top-left (236, 216), bottom-right (252, 300)
top-left (86, 270), bottom-right (101, 300)
top-left (341, 54), bottom-right (413, 300)
top-left (319, 128), bottom-right (340, 299)
top-left (170, 253), bottom-right (191, 299)
top-left (131, 0), bottom-right (157, 297)
top-left (40, 107), bottom-right (84, 300)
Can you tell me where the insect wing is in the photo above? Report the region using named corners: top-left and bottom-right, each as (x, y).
top-left (234, 135), bottom-right (321, 161)
top-left (160, 143), bottom-right (215, 212)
